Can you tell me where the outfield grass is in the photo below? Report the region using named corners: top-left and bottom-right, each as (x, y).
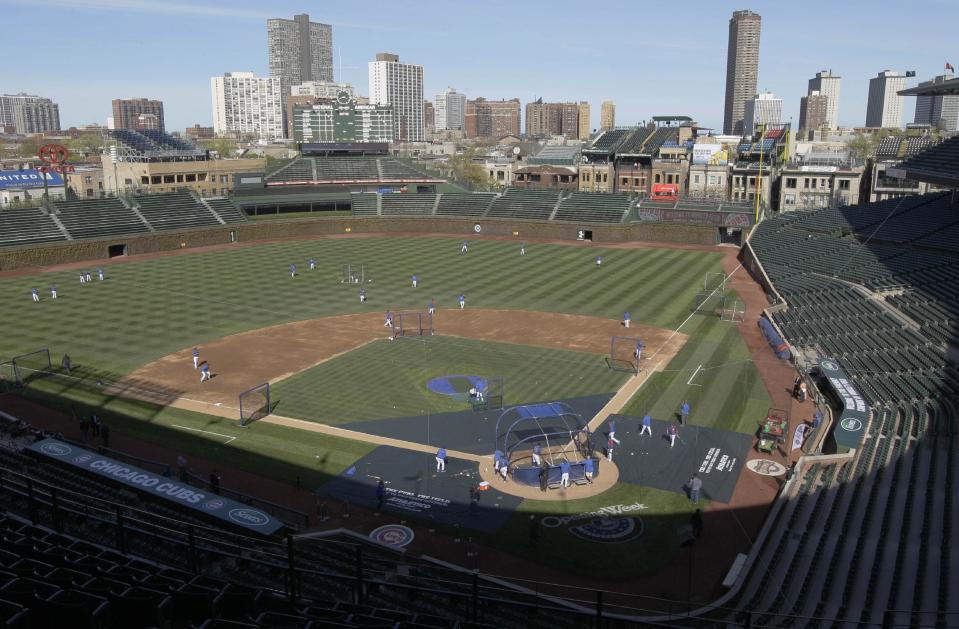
top-left (270, 336), bottom-right (628, 424)
top-left (0, 237), bottom-right (723, 375)
top-left (622, 313), bottom-right (770, 435)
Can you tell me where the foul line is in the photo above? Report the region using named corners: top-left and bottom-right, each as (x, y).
top-left (687, 364), bottom-right (703, 386)
top-left (171, 424), bottom-right (236, 444)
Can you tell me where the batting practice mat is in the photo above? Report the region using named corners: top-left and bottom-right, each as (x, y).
top-left (316, 446), bottom-right (522, 533)
top-left (339, 393), bottom-right (613, 455)
top-left (600, 414), bottom-right (752, 503)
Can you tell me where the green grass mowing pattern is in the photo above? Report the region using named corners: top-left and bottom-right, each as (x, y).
top-left (623, 313), bottom-right (771, 435)
top-left (478, 483), bottom-right (702, 579)
top-left (0, 237), bottom-right (722, 375)
top-left (18, 370), bottom-right (373, 489)
top-left (270, 336), bottom-right (629, 424)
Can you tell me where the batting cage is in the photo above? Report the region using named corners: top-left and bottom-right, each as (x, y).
top-left (471, 376), bottom-right (504, 412)
top-left (10, 349), bottom-right (53, 387)
top-left (391, 311), bottom-right (434, 338)
top-left (239, 382), bottom-right (271, 427)
top-left (608, 336), bottom-right (642, 375)
top-left (494, 402), bottom-right (597, 487)
top-left (341, 263), bottom-right (367, 285)
top-left (0, 361), bottom-right (16, 393)
top-left (721, 297), bottom-right (746, 323)
top-left (704, 271), bottom-right (728, 293)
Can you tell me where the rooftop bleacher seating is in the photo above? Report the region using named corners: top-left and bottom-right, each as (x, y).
top-left (434, 193), bottom-right (495, 217)
top-left (486, 190), bottom-right (559, 221)
top-left (0, 207), bottom-right (67, 247)
top-left (553, 192), bottom-right (630, 223)
top-left (52, 197), bottom-right (148, 240)
top-left (133, 191), bottom-right (220, 231)
top-left (584, 129), bottom-right (631, 154)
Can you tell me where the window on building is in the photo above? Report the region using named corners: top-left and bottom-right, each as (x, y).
top-left (693, 175), bottom-right (700, 184)
top-left (220, 175), bottom-right (229, 183)
top-left (839, 179), bottom-right (850, 190)
top-left (803, 178), bottom-right (810, 189)
top-left (655, 174), bottom-right (661, 183)
top-left (141, 176), bottom-right (150, 185)
top-left (784, 193), bottom-right (795, 206)
top-left (124, 179), bottom-right (133, 185)
top-left (811, 179), bottom-right (817, 189)
top-left (86, 189), bottom-right (94, 198)
top-left (163, 175), bottom-right (175, 184)
top-left (748, 177), bottom-right (756, 186)
top-left (186, 174), bottom-right (196, 182)
top-left (622, 177), bottom-right (628, 186)
top-left (786, 178), bottom-right (797, 188)
top-left (708, 176), bottom-right (717, 185)
top-left (176, 175), bottom-right (184, 183)
top-left (151, 176), bottom-right (161, 184)
top-left (634, 178), bottom-right (640, 186)
top-left (84, 176), bottom-right (92, 183)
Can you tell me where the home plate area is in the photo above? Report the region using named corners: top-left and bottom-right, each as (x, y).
top-left (317, 446), bottom-right (522, 533)
top-left (600, 414), bottom-right (752, 503)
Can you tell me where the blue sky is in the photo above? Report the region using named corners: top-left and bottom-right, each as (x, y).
top-left (3, 0), bottom-right (956, 133)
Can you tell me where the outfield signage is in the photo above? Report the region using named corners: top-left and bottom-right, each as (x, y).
top-left (28, 439), bottom-right (284, 535)
top-left (637, 208), bottom-right (752, 227)
top-left (819, 359), bottom-right (868, 449)
top-left (0, 169), bottom-right (63, 190)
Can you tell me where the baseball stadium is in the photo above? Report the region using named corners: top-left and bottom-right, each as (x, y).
top-left (0, 129), bottom-right (957, 629)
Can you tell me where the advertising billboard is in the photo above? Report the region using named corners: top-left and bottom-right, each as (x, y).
top-left (0, 169), bottom-right (63, 190)
top-left (692, 145), bottom-right (728, 165)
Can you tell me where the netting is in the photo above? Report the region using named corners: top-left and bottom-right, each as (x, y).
top-left (239, 382), bottom-right (271, 427)
top-left (341, 263), bottom-right (366, 285)
top-left (721, 297), bottom-right (746, 323)
top-left (11, 349), bottom-right (53, 386)
top-left (0, 362), bottom-right (16, 393)
top-left (392, 311), bottom-right (433, 338)
top-left (705, 272), bottom-right (728, 293)
top-left (692, 292), bottom-right (725, 316)
top-left (609, 336), bottom-right (641, 375)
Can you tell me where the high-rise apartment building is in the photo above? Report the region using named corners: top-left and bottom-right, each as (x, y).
top-left (13, 101), bottom-right (60, 134)
top-left (525, 99), bottom-right (580, 138)
top-left (368, 53), bottom-right (424, 141)
top-left (913, 72), bottom-right (959, 132)
top-left (210, 72), bottom-right (283, 140)
top-left (743, 92), bottom-right (782, 135)
top-left (0, 93), bottom-right (55, 128)
top-left (424, 101), bottom-right (435, 134)
top-left (866, 70), bottom-right (906, 128)
top-left (723, 10), bottom-right (762, 135)
top-left (808, 70), bottom-right (841, 129)
top-left (435, 87), bottom-right (467, 131)
top-left (267, 14), bottom-right (333, 86)
top-left (465, 98), bottom-right (520, 139)
top-left (577, 102), bottom-right (591, 140)
top-left (799, 91), bottom-right (829, 136)
top-left (111, 98), bottom-right (165, 132)
top-left (600, 101), bottom-right (615, 130)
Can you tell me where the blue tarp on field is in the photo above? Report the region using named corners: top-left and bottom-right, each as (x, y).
top-left (758, 316), bottom-right (791, 360)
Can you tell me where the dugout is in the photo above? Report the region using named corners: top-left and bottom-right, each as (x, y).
top-left (494, 402), bottom-right (598, 487)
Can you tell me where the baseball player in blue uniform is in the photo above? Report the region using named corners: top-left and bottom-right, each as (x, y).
top-left (461, 240), bottom-right (469, 253)
top-left (532, 444), bottom-right (542, 466)
top-left (458, 294), bottom-right (466, 310)
top-left (520, 243), bottom-right (526, 256)
top-left (640, 414), bottom-right (653, 436)
top-left (560, 459), bottom-right (571, 487)
top-left (634, 340), bottom-right (644, 362)
top-left (79, 272), bottom-right (86, 284)
top-left (308, 257), bottom-right (316, 271)
top-left (435, 447), bottom-right (447, 472)
top-left (97, 267), bottom-right (104, 281)
top-left (290, 264), bottom-right (297, 279)
top-left (359, 287), bottom-right (367, 303)
top-left (200, 362), bottom-right (212, 382)
top-left (428, 298), bottom-right (435, 316)
top-left (584, 457), bottom-right (594, 483)
top-left (50, 285), bottom-right (58, 300)
top-left (609, 419), bottom-right (621, 444)
top-left (384, 310), bottom-right (393, 327)
top-left (680, 401), bottom-right (690, 425)
top-left (411, 274), bottom-right (417, 288)
top-left (596, 255), bottom-right (602, 268)
top-left (84, 271), bottom-right (92, 283)
top-left (192, 347), bottom-right (200, 370)
top-left (31, 288), bottom-right (39, 302)
top-left (623, 311), bottom-right (630, 328)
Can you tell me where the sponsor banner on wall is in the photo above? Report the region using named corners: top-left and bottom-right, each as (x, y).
top-left (0, 169), bottom-right (63, 190)
top-left (818, 359), bottom-right (868, 449)
top-left (27, 439), bottom-right (284, 535)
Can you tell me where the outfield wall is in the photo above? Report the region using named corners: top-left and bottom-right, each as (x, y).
top-left (0, 216), bottom-right (717, 270)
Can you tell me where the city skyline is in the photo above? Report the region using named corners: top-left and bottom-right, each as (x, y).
top-left (2, 0), bottom-right (956, 134)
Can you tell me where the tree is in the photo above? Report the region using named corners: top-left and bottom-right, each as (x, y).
top-left (16, 138), bottom-right (41, 158)
top-left (845, 130), bottom-right (889, 166)
top-left (207, 136), bottom-right (238, 158)
top-left (449, 149), bottom-right (496, 191)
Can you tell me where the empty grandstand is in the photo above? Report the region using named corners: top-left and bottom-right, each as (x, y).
top-left (486, 189), bottom-right (560, 221)
top-left (0, 207), bottom-right (67, 248)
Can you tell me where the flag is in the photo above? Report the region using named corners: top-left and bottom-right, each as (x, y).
top-left (947, 62), bottom-right (955, 73)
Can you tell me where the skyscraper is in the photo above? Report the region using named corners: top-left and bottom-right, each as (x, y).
top-left (577, 102), bottom-right (591, 140)
top-left (111, 98), bottom-right (165, 133)
top-left (0, 93), bottom-right (54, 129)
top-left (742, 92), bottom-right (782, 135)
top-left (600, 101), bottom-right (616, 130)
top-left (799, 91), bottom-right (829, 137)
top-left (267, 14), bottom-right (333, 86)
top-left (368, 53), bottom-right (424, 141)
top-left (525, 100), bottom-right (580, 138)
top-left (808, 70), bottom-right (841, 129)
top-left (913, 72), bottom-right (959, 132)
top-left (465, 98), bottom-right (520, 139)
top-left (723, 10), bottom-right (762, 135)
top-left (13, 101), bottom-right (60, 134)
top-left (435, 87), bottom-right (467, 131)
top-left (211, 72), bottom-right (283, 140)
top-left (865, 70), bottom-right (906, 128)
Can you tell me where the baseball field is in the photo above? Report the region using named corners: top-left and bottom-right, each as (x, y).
top-left (0, 235), bottom-right (771, 579)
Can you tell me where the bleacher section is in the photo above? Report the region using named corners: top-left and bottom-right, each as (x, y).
top-left (349, 194), bottom-right (378, 216)
top-left (487, 190), bottom-right (559, 221)
top-left (52, 198), bottom-right (147, 240)
top-left (379, 194), bottom-right (435, 216)
top-left (265, 157), bottom-right (315, 183)
top-left (896, 135), bottom-right (959, 181)
top-left (203, 197), bottom-right (247, 224)
top-left (736, 190), bottom-right (959, 627)
top-left (553, 193), bottom-right (630, 223)
top-left (434, 193), bottom-right (496, 217)
top-left (133, 192), bottom-right (220, 231)
top-left (0, 207), bottom-right (67, 248)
